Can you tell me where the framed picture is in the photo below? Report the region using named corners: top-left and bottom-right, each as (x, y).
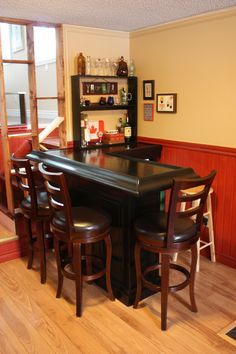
top-left (82, 82), bottom-right (118, 95)
top-left (11, 25), bottom-right (24, 53)
top-left (156, 93), bottom-right (177, 113)
top-left (144, 103), bottom-right (154, 121)
top-left (143, 80), bottom-right (155, 100)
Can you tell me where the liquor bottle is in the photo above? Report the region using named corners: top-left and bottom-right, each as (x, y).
top-left (84, 117), bottom-right (90, 144)
top-left (77, 52), bottom-right (86, 75)
top-left (129, 59), bottom-right (135, 76)
top-left (124, 114), bottom-right (132, 143)
top-left (80, 114), bottom-right (87, 147)
top-left (86, 56), bottom-right (91, 75)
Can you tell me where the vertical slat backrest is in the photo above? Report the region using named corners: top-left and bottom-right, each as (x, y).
top-left (166, 170), bottom-right (216, 248)
top-left (38, 162), bottom-right (74, 236)
top-left (11, 155), bottom-right (38, 217)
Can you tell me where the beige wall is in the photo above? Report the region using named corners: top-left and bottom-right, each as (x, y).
top-left (130, 9), bottom-right (236, 148)
top-left (63, 25), bottom-right (129, 141)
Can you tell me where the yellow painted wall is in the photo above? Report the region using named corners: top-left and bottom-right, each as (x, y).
top-left (63, 25), bottom-right (129, 141)
top-left (130, 9), bottom-right (236, 148)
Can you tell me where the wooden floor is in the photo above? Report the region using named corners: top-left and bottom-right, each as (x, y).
top-left (0, 251), bottom-right (235, 353)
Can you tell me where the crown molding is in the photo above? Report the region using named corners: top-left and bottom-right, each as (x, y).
top-left (130, 7), bottom-right (236, 38)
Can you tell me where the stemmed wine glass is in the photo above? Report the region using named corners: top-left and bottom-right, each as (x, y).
top-left (97, 131), bottom-right (103, 144)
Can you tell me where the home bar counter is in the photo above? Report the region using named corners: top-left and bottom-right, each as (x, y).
top-left (28, 143), bottom-right (196, 305)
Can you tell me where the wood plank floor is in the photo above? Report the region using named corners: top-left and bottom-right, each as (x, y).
top-left (0, 252), bottom-right (235, 353)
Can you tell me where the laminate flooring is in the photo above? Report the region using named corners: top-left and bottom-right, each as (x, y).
top-left (0, 252), bottom-right (235, 353)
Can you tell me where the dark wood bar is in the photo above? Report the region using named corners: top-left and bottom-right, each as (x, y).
top-left (28, 143), bottom-right (196, 305)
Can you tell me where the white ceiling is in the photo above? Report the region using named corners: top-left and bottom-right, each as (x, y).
top-left (1, 0), bottom-right (236, 31)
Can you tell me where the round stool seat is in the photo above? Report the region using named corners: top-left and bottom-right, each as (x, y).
top-left (52, 207), bottom-right (111, 238)
top-left (181, 186), bottom-right (213, 195)
top-left (21, 191), bottom-right (50, 217)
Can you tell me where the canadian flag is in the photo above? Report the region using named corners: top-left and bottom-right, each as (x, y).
top-left (88, 120), bottom-right (104, 142)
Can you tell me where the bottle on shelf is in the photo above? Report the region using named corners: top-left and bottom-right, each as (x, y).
top-left (117, 117), bottom-right (124, 133)
top-left (124, 114), bottom-right (132, 143)
top-left (86, 56), bottom-right (91, 75)
top-left (84, 116), bottom-right (91, 144)
top-left (80, 114), bottom-right (86, 147)
top-left (77, 52), bottom-right (86, 76)
top-left (129, 59), bottom-right (135, 77)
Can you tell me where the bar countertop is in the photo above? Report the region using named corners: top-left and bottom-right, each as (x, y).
top-left (27, 143), bottom-right (196, 195)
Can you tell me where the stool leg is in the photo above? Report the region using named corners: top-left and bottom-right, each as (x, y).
top-left (189, 243), bottom-right (198, 312)
top-left (54, 237), bottom-right (64, 298)
top-left (196, 239), bottom-right (200, 272)
top-left (133, 242), bottom-right (142, 308)
top-left (206, 195), bottom-right (216, 262)
top-left (104, 235), bottom-right (115, 301)
top-left (161, 253), bottom-right (170, 331)
top-left (73, 242), bottom-right (83, 317)
top-left (36, 220), bottom-right (46, 284)
top-left (172, 253), bottom-right (178, 262)
top-left (85, 243), bottom-right (93, 281)
top-left (25, 217), bottom-right (34, 269)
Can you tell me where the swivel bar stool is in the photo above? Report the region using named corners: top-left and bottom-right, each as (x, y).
top-left (133, 170), bottom-right (216, 330)
top-left (39, 162), bottom-right (114, 316)
top-left (11, 155), bottom-right (52, 284)
top-left (173, 186), bottom-right (216, 271)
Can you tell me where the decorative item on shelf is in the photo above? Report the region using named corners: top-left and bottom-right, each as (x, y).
top-left (117, 56), bottom-right (128, 77)
top-left (107, 96), bottom-right (114, 105)
top-left (85, 99), bottom-right (90, 106)
top-left (97, 131), bottom-right (104, 144)
top-left (129, 59), bottom-right (135, 77)
top-left (120, 88), bottom-right (132, 105)
top-left (88, 120), bottom-right (104, 143)
top-left (99, 97), bottom-right (106, 105)
top-left (124, 113), bottom-right (132, 144)
top-left (77, 52), bottom-right (86, 76)
top-left (102, 130), bottom-right (125, 144)
top-left (80, 97), bottom-right (86, 107)
top-left (82, 82), bottom-right (118, 95)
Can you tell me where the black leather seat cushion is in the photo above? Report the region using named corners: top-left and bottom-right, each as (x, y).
top-left (52, 206), bottom-right (111, 236)
top-left (21, 191), bottom-right (50, 216)
top-left (135, 212), bottom-right (197, 243)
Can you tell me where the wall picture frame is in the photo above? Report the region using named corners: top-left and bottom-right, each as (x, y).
top-left (156, 93), bottom-right (177, 113)
top-left (143, 80), bottom-right (155, 100)
top-left (144, 103), bottom-right (154, 121)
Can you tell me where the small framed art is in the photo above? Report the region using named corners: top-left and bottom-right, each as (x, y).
top-left (156, 93), bottom-right (177, 113)
top-left (144, 103), bottom-right (154, 121)
top-left (143, 80), bottom-right (155, 100)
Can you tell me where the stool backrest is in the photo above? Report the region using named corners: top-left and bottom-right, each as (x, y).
top-left (167, 170), bottom-right (216, 248)
top-left (11, 155), bottom-right (41, 217)
top-left (38, 162), bottom-right (73, 236)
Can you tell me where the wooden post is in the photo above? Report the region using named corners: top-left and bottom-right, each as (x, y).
top-left (27, 24), bottom-right (39, 150)
top-left (0, 28), bottom-right (14, 213)
top-left (56, 25), bottom-right (66, 148)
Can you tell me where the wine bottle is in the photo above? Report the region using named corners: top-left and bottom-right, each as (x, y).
top-left (77, 52), bottom-right (86, 76)
top-left (124, 114), bottom-right (132, 143)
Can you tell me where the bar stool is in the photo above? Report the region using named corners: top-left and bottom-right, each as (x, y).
top-left (39, 162), bottom-right (114, 316)
top-left (133, 170), bottom-right (216, 330)
top-left (173, 186), bottom-right (216, 271)
top-left (11, 155), bottom-right (52, 284)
